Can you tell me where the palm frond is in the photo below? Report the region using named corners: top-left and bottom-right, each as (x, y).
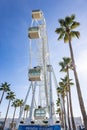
top-left (58, 19), bottom-right (65, 26)
top-left (58, 33), bottom-right (64, 40)
top-left (63, 57), bottom-right (71, 64)
top-left (55, 28), bottom-right (63, 34)
top-left (71, 21), bottom-right (80, 29)
top-left (59, 62), bottom-right (65, 71)
top-left (71, 31), bottom-right (80, 39)
top-left (69, 82), bottom-right (74, 85)
top-left (70, 31), bottom-right (76, 38)
top-left (65, 16), bottom-right (72, 25)
top-left (71, 14), bottom-right (75, 21)
top-left (59, 62), bottom-right (64, 67)
top-left (64, 33), bottom-right (69, 43)
top-left (59, 82), bottom-right (64, 87)
top-left (75, 31), bottom-right (80, 38)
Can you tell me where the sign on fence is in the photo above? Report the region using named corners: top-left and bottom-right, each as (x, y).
top-left (18, 125), bottom-right (61, 130)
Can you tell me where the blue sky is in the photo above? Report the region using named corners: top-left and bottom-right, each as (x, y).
top-left (0, 0), bottom-right (87, 119)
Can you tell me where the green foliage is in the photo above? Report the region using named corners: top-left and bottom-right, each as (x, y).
top-left (64, 33), bottom-right (69, 43)
top-left (12, 99), bottom-right (23, 108)
top-left (65, 16), bottom-right (73, 26)
top-left (71, 22), bottom-right (80, 29)
top-left (57, 75), bottom-right (74, 98)
top-left (58, 33), bottom-right (64, 40)
top-left (56, 107), bottom-right (61, 114)
top-left (0, 82), bottom-right (10, 92)
top-left (55, 14), bottom-right (80, 42)
top-left (6, 91), bottom-right (15, 101)
top-left (58, 19), bottom-right (65, 26)
top-left (71, 14), bottom-right (75, 20)
top-left (24, 104), bottom-right (30, 111)
top-left (56, 98), bottom-right (60, 106)
top-left (55, 28), bottom-right (63, 34)
top-left (59, 57), bottom-right (73, 72)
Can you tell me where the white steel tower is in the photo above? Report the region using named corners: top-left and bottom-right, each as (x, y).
top-left (17, 10), bottom-right (62, 130)
top-left (28, 9), bottom-right (54, 124)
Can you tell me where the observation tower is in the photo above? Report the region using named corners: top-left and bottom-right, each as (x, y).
top-left (17, 10), bottom-right (61, 130)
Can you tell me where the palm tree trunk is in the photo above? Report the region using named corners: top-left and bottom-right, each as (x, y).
top-left (11, 107), bottom-right (16, 128)
top-left (63, 98), bottom-right (67, 130)
top-left (69, 84), bottom-right (76, 130)
top-left (0, 91), bottom-right (4, 104)
top-left (26, 111), bottom-right (28, 119)
top-left (67, 69), bottom-right (76, 130)
top-left (3, 100), bottom-right (11, 130)
top-left (23, 110), bottom-right (26, 120)
top-left (61, 110), bottom-right (64, 128)
top-left (60, 104), bottom-right (64, 128)
top-left (68, 38), bottom-right (87, 129)
top-left (66, 93), bottom-right (71, 130)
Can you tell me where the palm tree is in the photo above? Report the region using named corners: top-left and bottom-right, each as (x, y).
top-left (61, 76), bottom-right (70, 129)
top-left (0, 82), bottom-right (10, 105)
top-left (11, 99), bottom-right (20, 127)
top-left (59, 57), bottom-right (76, 130)
top-left (11, 99), bottom-right (23, 129)
top-left (57, 77), bottom-right (67, 130)
top-left (62, 76), bottom-right (74, 130)
top-left (23, 104), bottom-right (30, 120)
top-left (55, 14), bottom-right (87, 129)
top-left (25, 105), bottom-right (30, 119)
top-left (61, 76), bottom-right (71, 130)
top-left (17, 99), bottom-right (23, 115)
top-left (3, 91), bottom-right (15, 129)
top-left (56, 98), bottom-right (63, 124)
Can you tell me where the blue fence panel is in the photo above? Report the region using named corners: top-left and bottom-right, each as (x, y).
top-left (18, 125), bottom-right (61, 130)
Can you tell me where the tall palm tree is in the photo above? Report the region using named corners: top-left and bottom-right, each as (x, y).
top-left (3, 91), bottom-right (15, 129)
top-left (55, 14), bottom-right (87, 129)
top-left (56, 97), bottom-right (63, 125)
top-left (23, 104), bottom-right (30, 120)
top-left (57, 77), bottom-right (68, 130)
top-left (61, 76), bottom-right (71, 130)
top-left (11, 99), bottom-right (23, 129)
top-left (61, 76), bottom-right (74, 130)
top-left (25, 105), bottom-right (30, 119)
top-left (17, 99), bottom-right (23, 114)
top-left (0, 82), bottom-right (10, 105)
top-left (59, 57), bottom-right (76, 130)
top-left (11, 99), bottom-right (20, 126)
top-left (56, 97), bottom-right (61, 115)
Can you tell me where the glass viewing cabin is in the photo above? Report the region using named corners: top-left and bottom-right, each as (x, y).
top-left (32, 10), bottom-right (43, 20)
top-left (29, 66), bottom-right (42, 81)
top-left (34, 108), bottom-right (46, 120)
top-left (28, 27), bottom-right (41, 39)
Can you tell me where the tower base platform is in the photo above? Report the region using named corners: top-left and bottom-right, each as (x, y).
top-left (18, 124), bottom-right (61, 130)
